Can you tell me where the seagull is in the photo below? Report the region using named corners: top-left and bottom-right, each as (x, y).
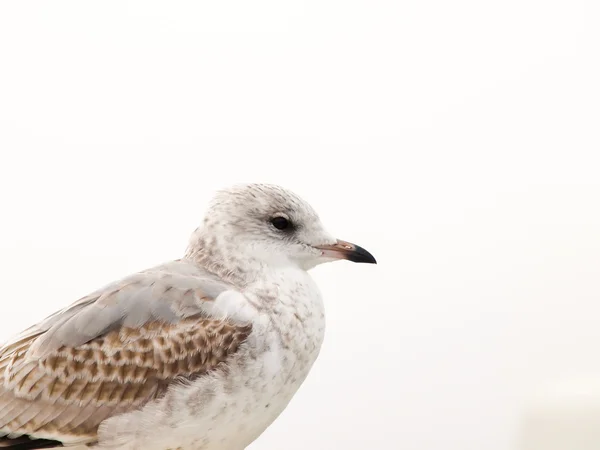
top-left (0, 183), bottom-right (376, 450)
top-left (0, 184), bottom-right (376, 450)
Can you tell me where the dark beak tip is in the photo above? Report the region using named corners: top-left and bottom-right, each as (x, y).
top-left (348, 245), bottom-right (377, 264)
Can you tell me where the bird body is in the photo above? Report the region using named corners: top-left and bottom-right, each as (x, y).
top-left (97, 264), bottom-right (326, 450)
top-left (0, 184), bottom-right (374, 449)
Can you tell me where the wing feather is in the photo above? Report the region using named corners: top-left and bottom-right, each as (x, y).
top-left (0, 259), bottom-right (252, 445)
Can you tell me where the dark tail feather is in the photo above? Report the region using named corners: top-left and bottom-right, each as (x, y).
top-left (0, 436), bottom-right (63, 449)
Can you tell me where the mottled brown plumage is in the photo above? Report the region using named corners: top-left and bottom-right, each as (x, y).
top-left (0, 260), bottom-right (252, 446)
top-left (0, 317), bottom-right (251, 442)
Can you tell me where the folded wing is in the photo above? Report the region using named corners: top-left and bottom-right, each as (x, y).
top-left (0, 259), bottom-right (252, 446)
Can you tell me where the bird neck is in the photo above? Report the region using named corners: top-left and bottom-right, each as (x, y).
top-left (184, 229), bottom-right (269, 288)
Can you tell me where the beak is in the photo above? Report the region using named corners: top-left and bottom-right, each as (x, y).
top-left (315, 240), bottom-right (377, 264)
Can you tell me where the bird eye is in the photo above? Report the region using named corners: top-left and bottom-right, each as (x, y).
top-left (271, 216), bottom-right (290, 230)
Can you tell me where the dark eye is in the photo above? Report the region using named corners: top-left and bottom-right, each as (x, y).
top-left (271, 216), bottom-right (291, 230)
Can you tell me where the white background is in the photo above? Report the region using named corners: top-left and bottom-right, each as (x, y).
top-left (1, 1), bottom-right (599, 449)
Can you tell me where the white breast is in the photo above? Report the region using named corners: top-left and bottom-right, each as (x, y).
top-left (98, 267), bottom-right (326, 450)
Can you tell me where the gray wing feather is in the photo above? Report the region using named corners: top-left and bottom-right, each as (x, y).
top-left (1, 259), bottom-right (233, 359)
top-left (0, 258), bottom-right (250, 445)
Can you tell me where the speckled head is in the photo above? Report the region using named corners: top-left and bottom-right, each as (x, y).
top-left (187, 183), bottom-right (376, 274)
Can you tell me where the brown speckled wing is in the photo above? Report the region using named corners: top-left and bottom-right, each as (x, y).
top-left (0, 260), bottom-right (252, 445)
